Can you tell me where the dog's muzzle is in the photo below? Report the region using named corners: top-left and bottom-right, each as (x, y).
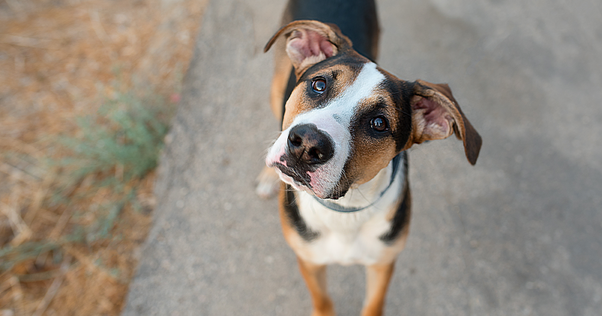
top-left (270, 123), bottom-right (336, 193)
top-left (286, 124), bottom-right (334, 167)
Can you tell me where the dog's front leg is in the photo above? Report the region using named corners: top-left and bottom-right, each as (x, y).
top-left (296, 257), bottom-right (335, 316)
top-left (361, 262), bottom-right (395, 316)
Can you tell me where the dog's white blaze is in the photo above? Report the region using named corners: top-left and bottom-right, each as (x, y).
top-left (266, 62), bottom-right (385, 196)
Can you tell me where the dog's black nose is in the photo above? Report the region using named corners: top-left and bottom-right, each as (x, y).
top-left (287, 124), bottom-right (334, 165)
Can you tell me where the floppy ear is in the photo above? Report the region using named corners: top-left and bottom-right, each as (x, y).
top-left (410, 80), bottom-right (482, 165)
top-left (264, 20), bottom-right (353, 77)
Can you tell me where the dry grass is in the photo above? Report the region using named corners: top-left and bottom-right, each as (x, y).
top-left (0, 0), bottom-right (208, 314)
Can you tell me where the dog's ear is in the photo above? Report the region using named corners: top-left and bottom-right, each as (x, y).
top-left (409, 80), bottom-right (482, 165)
top-left (264, 20), bottom-right (352, 77)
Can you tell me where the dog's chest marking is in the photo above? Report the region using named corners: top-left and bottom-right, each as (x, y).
top-left (293, 156), bottom-right (406, 266)
top-left (283, 186), bottom-right (320, 241)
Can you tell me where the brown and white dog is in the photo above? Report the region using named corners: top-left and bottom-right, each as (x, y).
top-left (257, 1), bottom-right (482, 315)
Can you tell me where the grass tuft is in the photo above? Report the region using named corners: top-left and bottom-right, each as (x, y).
top-left (58, 91), bottom-right (172, 189)
top-left (0, 241), bottom-right (62, 271)
top-left (1, 88), bottom-right (174, 271)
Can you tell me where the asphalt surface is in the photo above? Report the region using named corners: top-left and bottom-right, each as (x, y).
top-left (122, 0), bottom-right (602, 315)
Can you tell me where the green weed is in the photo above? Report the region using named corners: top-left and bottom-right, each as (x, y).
top-left (0, 88), bottom-right (174, 271)
top-left (58, 91), bottom-right (172, 188)
top-left (57, 89), bottom-right (173, 240)
top-left (0, 241), bottom-right (62, 271)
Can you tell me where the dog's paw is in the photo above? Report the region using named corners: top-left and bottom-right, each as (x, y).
top-left (255, 166), bottom-right (281, 199)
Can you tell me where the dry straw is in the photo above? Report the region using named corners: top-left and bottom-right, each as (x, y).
top-left (0, 0), bottom-right (208, 314)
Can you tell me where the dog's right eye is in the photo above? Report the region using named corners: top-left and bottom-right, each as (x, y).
top-left (311, 78), bottom-right (327, 93)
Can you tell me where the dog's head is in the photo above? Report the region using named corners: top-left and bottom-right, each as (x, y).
top-left (265, 20), bottom-right (482, 199)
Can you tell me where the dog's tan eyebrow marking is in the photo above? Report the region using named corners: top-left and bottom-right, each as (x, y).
top-left (332, 69), bottom-right (342, 80)
top-left (364, 97), bottom-right (388, 109)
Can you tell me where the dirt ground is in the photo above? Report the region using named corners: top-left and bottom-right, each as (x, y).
top-left (0, 0), bottom-right (207, 314)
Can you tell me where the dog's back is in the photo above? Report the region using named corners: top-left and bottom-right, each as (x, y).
top-left (283, 0), bottom-right (379, 61)
top-left (277, 0), bottom-right (380, 119)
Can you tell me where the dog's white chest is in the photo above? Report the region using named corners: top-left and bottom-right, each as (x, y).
top-left (297, 195), bottom-right (394, 266)
top-left (294, 159), bottom-right (404, 266)
top-left (280, 154), bottom-right (406, 266)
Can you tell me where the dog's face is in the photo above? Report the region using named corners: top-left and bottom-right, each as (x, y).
top-left (266, 57), bottom-right (411, 199)
top-left (265, 21), bottom-right (482, 199)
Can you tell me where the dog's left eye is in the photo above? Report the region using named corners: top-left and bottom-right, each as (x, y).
top-left (370, 116), bottom-right (389, 132)
top-left (311, 78), bottom-right (327, 93)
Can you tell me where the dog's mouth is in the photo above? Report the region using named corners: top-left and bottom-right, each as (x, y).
top-left (272, 162), bottom-right (313, 189)
top-left (271, 162), bottom-right (349, 200)
top-left (323, 186), bottom-right (348, 200)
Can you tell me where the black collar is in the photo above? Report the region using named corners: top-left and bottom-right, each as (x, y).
top-left (312, 153), bottom-right (403, 213)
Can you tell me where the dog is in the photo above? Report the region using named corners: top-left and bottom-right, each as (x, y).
top-left (257, 0), bottom-right (482, 315)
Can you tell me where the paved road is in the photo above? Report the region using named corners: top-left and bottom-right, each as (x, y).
top-left (123, 0), bottom-right (602, 315)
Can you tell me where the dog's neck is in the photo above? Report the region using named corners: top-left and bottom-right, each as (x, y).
top-left (311, 154), bottom-right (405, 212)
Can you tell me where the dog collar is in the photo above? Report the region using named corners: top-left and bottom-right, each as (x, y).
top-left (312, 153), bottom-right (403, 213)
